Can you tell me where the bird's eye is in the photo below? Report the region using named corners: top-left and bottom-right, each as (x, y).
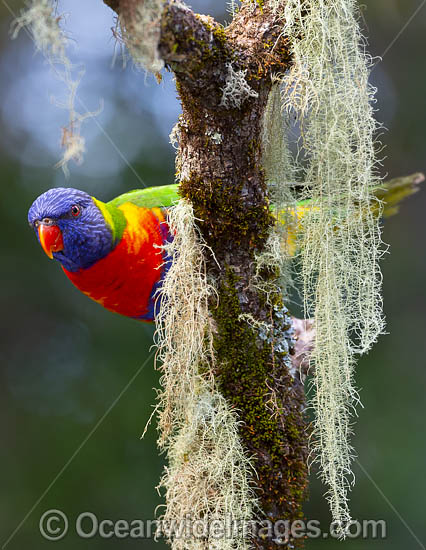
top-left (70, 205), bottom-right (81, 217)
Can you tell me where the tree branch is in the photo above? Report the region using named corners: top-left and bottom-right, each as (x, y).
top-left (104, 1), bottom-right (290, 90)
top-left (103, 2), bottom-right (306, 549)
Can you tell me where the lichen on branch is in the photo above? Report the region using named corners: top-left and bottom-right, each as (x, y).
top-left (114, 0), bottom-right (165, 72)
top-left (155, 201), bottom-right (257, 550)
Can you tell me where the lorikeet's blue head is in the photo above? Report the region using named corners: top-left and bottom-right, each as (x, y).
top-left (28, 188), bottom-right (114, 272)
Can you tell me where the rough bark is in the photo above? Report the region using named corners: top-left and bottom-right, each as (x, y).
top-left (105, 1), bottom-right (308, 548)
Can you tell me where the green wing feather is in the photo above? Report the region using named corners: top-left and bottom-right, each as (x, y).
top-left (108, 184), bottom-right (180, 210)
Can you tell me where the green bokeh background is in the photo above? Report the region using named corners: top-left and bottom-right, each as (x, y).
top-left (0, 1), bottom-right (424, 549)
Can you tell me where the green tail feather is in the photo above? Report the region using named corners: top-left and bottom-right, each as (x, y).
top-left (107, 173), bottom-right (423, 219)
top-left (290, 172), bottom-right (424, 218)
top-left (372, 173), bottom-right (424, 218)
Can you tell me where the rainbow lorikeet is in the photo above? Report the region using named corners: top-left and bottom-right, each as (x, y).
top-left (28, 184), bottom-right (179, 321)
top-left (28, 174), bottom-right (423, 322)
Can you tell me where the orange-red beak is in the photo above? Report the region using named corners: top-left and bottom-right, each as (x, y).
top-left (38, 223), bottom-right (64, 259)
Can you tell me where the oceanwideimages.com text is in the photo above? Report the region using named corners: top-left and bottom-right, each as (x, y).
top-left (39, 510), bottom-right (387, 543)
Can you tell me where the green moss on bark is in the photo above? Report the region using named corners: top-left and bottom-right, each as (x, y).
top-left (212, 269), bottom-right (308, 538)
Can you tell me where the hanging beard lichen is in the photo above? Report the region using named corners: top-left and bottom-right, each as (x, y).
top-left (117, 0), bottom-right (164, 73)
top-left (261, 0), bottom-right (385, 534)
top-left (155, 201), bottom-right (257, 550)
top-left (12, 0), bottom-right (101, 176)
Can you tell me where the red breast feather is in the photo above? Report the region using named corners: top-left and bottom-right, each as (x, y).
top-left (63, 203), bottom-right (168, 320)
